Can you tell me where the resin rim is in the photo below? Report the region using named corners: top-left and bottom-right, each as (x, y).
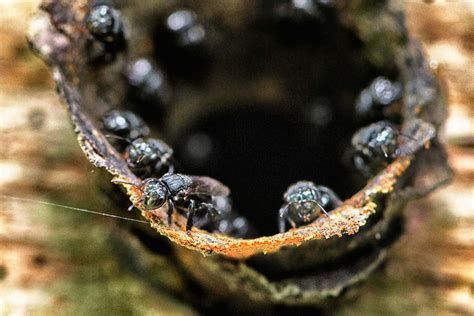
top-left (29, 0), bottom-right (448, 260)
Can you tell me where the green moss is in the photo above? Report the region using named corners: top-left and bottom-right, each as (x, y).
top-left (335, 275), bottom-right (441, 315)
top-left (29, 190), bottom-right (195, 315)
top-left (52, 274), bottom-right (194, 316)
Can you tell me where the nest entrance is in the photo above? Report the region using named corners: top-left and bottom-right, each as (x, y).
top-left (173, 107), bottom-right (361, 236)
top-left (142, 6), bottom-right (398, 236)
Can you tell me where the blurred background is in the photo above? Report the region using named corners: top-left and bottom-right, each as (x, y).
top-left (0, 0), bottom-right (473, 315)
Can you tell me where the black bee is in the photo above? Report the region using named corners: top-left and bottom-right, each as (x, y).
top-left (101, 110), bottom-right (149, 141)
top-left (101, 110), bottom-right (149, 152)
top-left (125, 137), bottom-right (174, 175)
top-left (114, 173), bottom-right (230, 232)
top-left (216, 213), bottom-right (252, 238)
top-left (352, 119), bottom-right (437, 176)
top-left (101, 110), bottom-right (173, 175)
top-left (355, 77), bottom-right (403, 120)
top-left (201, 196), bottom-right (253, 238)
top-left (85, 3), bottom-right (126, 61)
top-left (278, 181), bottom-right (341, 233)
top-left (153, 9), bottom-right (209, 80)
top-left (351, 121), bottom-right (401, 176)
top-left (86, 4), bottom-right (124, 43)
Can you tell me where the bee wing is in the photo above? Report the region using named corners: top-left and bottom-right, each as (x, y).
top-left (188, 176), bottom-right (230, 197)
top-left (398, 119), bottom-right (436, 156)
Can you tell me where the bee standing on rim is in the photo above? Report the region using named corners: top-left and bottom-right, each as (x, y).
top-left (114, 173), bottom-right (230, 232)
top-left (85, 2), bottom-right (126, 62)
top-left (355, 76), bottom-right (403, 121)
top-left (279, 181), bottom-right (342, 233)
top-left (351, 119), bottom-right (435, 176)
top-left (125, 137), bottom-right (175, 175)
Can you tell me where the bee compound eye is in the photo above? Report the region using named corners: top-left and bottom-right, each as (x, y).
top-left (141, 181), bottom-right (166, 209)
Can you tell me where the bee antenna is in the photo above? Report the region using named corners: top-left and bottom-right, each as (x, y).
top-left (381, 145), bottom-right (389, 158)
top-left (136, 154), bottom-right (145, 164)
top-left (315, 201), bottom-right (329, 217)
top-left (105, 134), bottom-right (132, 144)
top-left (111, 179), bottom-right (143, 193)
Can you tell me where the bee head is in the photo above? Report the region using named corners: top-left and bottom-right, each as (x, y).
top-left (140, 178), bottom-right (168, 210)
top-left (127, 139), bottom-right (156, 166)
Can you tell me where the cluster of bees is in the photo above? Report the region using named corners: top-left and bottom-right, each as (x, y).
top-left (279, 75), bottom-right (422, 233)
top-left (85, 2), bottom-right (250, 237)
top-left (101, 109), bottom-right (252, 237)
top-left (86, 1), bottom-right (429, 236)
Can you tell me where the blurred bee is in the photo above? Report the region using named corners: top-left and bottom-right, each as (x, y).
top-left (201, 196), bottom-right (253, 238)
top-left (215, 213), bottom-right (252, 238)
top-left (114, 173), bottom-right (230, 232)
top-left (279, 181), bottom-right (341, 233)
top-left (165, 9), bottom-right (206, 47)
top-left (85, 2), bottom-right (126, 61)
top-left (126, 58), bottom-right (170, 107)
top-left (355, 77), bottom-right (403, 121)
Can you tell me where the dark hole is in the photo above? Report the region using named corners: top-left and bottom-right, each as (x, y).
top-left (147, 1), bottom-right (398, 236)
top-left (175, 107), bottom-right (363, 236)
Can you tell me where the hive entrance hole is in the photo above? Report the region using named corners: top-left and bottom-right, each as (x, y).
top-left (172, 106), bottom-right (364, 236)
top-left (127, 3), bottom-right (400, 236)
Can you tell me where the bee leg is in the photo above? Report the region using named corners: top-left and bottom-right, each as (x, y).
top-left (289, 219), bottom-right (297, 229)
top-left (186, 199), bottom-right (196, 232)
top-left (278, 205), bottom-right (289, 233)
top-left (204, 203), bottom-right (220, 226)
top-left (154, 160), bottom-right (164, 174)
top-left (155, 160), bottom-right (174, 175)
top-left (167, 199), bottom-right (174, 225)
